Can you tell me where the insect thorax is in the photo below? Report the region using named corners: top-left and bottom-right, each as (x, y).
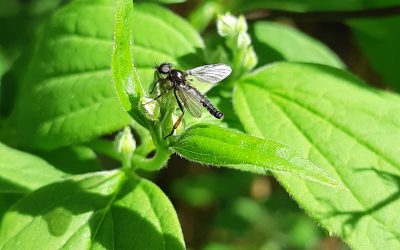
top-left (170, 69), bottom-right (186, 83)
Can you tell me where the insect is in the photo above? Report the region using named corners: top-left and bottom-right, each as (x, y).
top-left (149, 63), bottom-right (232, 138)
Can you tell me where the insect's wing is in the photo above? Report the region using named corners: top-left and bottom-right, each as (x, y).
top-left (186, 64), bottom-right (232, 84)
top-left (176, 87), bottom-right (203, 118)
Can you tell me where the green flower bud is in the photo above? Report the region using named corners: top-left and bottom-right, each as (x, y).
top-left (242, 46), bottom-right (258, 71)
top-left (237, 32), bottom-right (251, 48)
top-left (237, 15), bottom-right (248, 33)
top-left (115, 126), bottom-right (136, 156)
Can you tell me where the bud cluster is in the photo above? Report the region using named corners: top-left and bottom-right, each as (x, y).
top-left (217, 13), bottom-right (257, 75)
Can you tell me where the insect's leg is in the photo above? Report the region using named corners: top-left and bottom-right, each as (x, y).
top-left (150, 81), bottom-right (159, 95)
top-left (144, 87), bottom-right (173, 105)
top-left (150, 71), bottom-right (159, 94)
top-left (164, 89), bottom-right (185, 139)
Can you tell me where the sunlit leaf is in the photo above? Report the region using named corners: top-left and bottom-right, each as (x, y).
top-left (172, 123), bottom-right (340, 187)
top-left (234, 62), bottom-right (400, 249)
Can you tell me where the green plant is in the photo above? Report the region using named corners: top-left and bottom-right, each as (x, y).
top-left (0, 0), bottom-right (400, 249)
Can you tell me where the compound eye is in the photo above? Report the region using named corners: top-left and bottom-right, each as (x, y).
top-left (161, 65), bottom-right (170, 74)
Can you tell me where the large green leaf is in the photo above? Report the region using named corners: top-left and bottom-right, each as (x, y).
top-left (9, 0), bottom-right (131, 150)
top-left (10, 0), bottom-right (203, 150)
top-left (0, 170), bottom-right (185, 250)
top-left (349, 16), bottom-right (400, 91)
top-left (233, 62), bottom-right (400, 249)
top-left (0, 142), bottom-right (66, 193)
top-left (251, 21), bottom-right (344, 68)
top-left (172, 124), bottom-right (340, 187)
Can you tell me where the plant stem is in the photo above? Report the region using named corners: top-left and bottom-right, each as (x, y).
top-left (131, 148), bottom-right (170, 171)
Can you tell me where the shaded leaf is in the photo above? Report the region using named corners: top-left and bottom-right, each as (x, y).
top-left (0, 170), bottom-right (185, 249)
top-left (349, 16), bottom-right (400, 90)
top-left (9, 0), bottom-right (132, 150)
top-left (137, 0), bottom-right (186, 3)
top-left (131, 3), bottom-right (203, 90)
top-left (233, 62), bottom-right (400, 249)
top-left (0, 142), bottom-right (66, 193)
top-left (251, 21), bottom-right (344, 68)
top-left (234, 0), bottom-right (400, 12)
top-left (38, 146), bottom-right (101, 175)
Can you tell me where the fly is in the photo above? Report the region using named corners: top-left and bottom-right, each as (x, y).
top-left (149, 63), bottom-right (232, 139)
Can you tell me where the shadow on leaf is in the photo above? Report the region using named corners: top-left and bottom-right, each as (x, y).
top-left (322, 168), bottom-right (400, 239)
top-left (2, 172), bottom-right (184, 250)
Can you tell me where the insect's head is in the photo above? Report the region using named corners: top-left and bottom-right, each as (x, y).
top-left (155, 63), bottom-right (172, 79)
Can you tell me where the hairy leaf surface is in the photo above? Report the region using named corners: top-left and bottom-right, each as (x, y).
top-left (172, 124), bottom-right (340, 187)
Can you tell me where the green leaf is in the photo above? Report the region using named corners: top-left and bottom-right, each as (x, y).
top-left (233, 0), bottom-right (400, 12)
top-left (112, 0), bottom-right (143, 112)
top-left (130, 3), bottom-right (203, 90)
top-left (251, 21), bottom-right (344, 68)
top-left (0, 142), bottom-right (66, 193)
top-left (136, 0), bottom-right (186, 3)
top-left (171, 124), bottom-right (340, 187)
top-left (112, 1), bottom-right (203, 125)
top-left (9, 0), bottom-right (131, 150)
top-left (0, 0), bottom-right (20, 18)
top-left (0, 170), bottom-right (185, 250)
top-left (38, 146), bottom-right (102, 175)
top-left (233, 62), bottom-right (400, 249)
top-left (349, 16), bottom-right (400, 90)
top-left (0, 48), bottom-right (10, 77)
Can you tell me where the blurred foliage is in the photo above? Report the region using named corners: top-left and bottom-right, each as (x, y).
top-left (349, 16), bottom-right (400, 90)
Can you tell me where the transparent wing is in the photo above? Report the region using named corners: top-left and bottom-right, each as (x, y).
top-left (176, 87), bottom-right (203, 118)
top-left (186, 64), bottom-right (232, 84)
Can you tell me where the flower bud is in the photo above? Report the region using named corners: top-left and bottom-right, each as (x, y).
top-left (242, 46), bottom-right (258, 71)
top-left (139, 96), bottom-right (160, 121)
top-left (115, 126), bottom-right (136, 156)
top-left (237, 32), bottom-right (251, 48)
top-left (217, 13), bottom-right (258, 75)
top-left (217, 13), bottom-right (238, 37)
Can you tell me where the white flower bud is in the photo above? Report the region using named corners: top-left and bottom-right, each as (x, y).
top-left (217, 13), bottom-right (238, 37)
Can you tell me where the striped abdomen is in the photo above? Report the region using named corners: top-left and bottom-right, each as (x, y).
top-left (181, 83), bottom-right (224, 119)
top-left (200, 96), bottom-right (224, 119)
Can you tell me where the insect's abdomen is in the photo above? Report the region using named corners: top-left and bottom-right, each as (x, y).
top-left (201, 98), bottom-right (224, 119)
